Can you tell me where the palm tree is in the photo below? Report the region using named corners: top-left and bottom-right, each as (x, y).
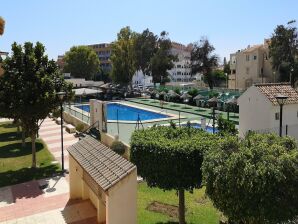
top-left (0, 17), bottom-right (5, 36)
top-left (190, 38), bottom-right (218, 89)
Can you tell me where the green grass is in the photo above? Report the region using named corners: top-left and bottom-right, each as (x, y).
top-left (138, 182), bottom-right (221, 224)
top-left (0, 122), bottom-right (60, 187)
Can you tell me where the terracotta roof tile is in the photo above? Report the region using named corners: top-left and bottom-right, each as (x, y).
top-left (67, 136), bottom-right (136, 192)
top-left (255, 83), bottom-right (298, 106)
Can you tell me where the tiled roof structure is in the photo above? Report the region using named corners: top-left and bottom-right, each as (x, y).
top-left (255, 83), bottom-right (298, 106)
top-left (68, 136), bottom-right (136, 192)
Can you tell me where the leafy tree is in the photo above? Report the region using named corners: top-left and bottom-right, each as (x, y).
top-left (223, 60), bottom-right (231, 75)
top-left (0, 42), bottom-right (72, 168)
top-left (63, 45), bottom-right (100, 80)
top-left (191, 38), bottom-right (218, 89)
top-left (217, 115), bottom-right (237, 136)
top-left (149, 31), bottom-right (176, 85)
top-left (110, 26), bottom-right (137, 86)
top-left (203, 133), bottom-right (298, 224)
top-left (0, 17), bottom-right (5, 35)
top-left (203, 69), bottom-right (226, 87)
top-left (269, 20), bottom-right (298, 86)
top-left (130, 126), bottom-right (219, 224)
top-left (134, 29), bottom-right (158, 76)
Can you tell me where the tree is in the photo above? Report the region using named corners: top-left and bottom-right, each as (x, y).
top-left (203, 133), bottom-right (298, 224)
top-left (217, 115), bottom-right (237, 136)
top-left (130, 126), bottom-right (219, 224)
top-left (0, 17), bottom-right (5, 35)
top-left (269, 20), bottom-right (298, 86)
top-left (110, 26), bottom-right (137, 86)
top-left (203, 69), bottom-right (226, 87)
top-left (0, 42), bottom-right (72, 168)
top-left (223, 61), bottom-right (231, 75)
top-left (134, 29), bottom-right (158, 76)
top-left (63, 45), bottom-right (100, 80)
top-left (149, 31), bottom-right (176, 85)
top-left (191, 38), bottom-right (218, 89)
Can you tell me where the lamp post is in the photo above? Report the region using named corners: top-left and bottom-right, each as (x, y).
top-left (275, 94), bottom-right (288, 137)
top-left (57, 91), bottom-right (66, 171)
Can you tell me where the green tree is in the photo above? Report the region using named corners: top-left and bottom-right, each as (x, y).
top-left (134, 28), bottom-right (158, 76)
top-left (0, 17), bottom-right (5, 36)
top-left (203, 133), bottom-right (298, 224)
top-left (217, 115), bottom-right (237, 136)
top-left (191, 38), bottom-right (218, 89)
top-left (110, 26), bottom-right (137, 86)
top-left (63, 45), bottom-right (100, 80)
top-left (130, 126), bottom-right (219, 224)
top-left (223, 59), bottom-right (231, 75)
top-left (149, 31), bottom-right (176, 85)
top-left (203, 69), bottom-right (226, 87)
top-left (269, 20), bottom-right (298, 86)
top-left (0, 42), bottom-right (72, 168)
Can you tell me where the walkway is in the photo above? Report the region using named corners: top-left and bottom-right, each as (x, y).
top-left (0, 118), bottom-right (98, 224)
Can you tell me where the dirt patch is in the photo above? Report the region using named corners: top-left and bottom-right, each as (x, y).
top-left (147, 201), bottom-right (178, 218)
top-left (195, 196), bottom-right (209, 205)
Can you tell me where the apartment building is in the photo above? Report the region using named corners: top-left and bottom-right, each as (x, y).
top-left (168, 42), bottom-right (194, 82)
top-left (88, 43), bottom-right (112, 72)
top-left (228, 39), bottom-right (276, 90)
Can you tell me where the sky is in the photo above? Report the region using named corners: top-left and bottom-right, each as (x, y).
top-left (1, 0), bottom-right (298, 62)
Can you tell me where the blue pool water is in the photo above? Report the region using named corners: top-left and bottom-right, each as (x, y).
top-left (76, 103), bottom-right (170, 121)
top-left (181, 123), bottom-right (218, 133)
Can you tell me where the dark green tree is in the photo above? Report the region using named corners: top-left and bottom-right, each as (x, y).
top-left (0, 42), bottom-right (72, 168)
top-left (63, 45), bottom-right (100, 80)
top-left (191, 38), bottom-right (218, 89)
top-left (269, 20), bottom-right (298, 86)
top-left (130, 126), bottom-right (219, 224)
top-left (217, 115), bottom-right (237, 136)
top-left (110, 26), bottom-right (137, 86)
top-left (149, 31), bottom-right (176, 85)
top-left (134, 29), bottom-right (158, 76)
top-left (203, 133), bottom-right (298, 224)
top-left (203, 69), bottom-right (226, 87)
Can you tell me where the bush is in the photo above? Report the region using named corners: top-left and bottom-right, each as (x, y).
top-left (203, 133), bottom-right (298, 224)
top-left (76, 123), bottom-right (85, 132)
top-left (111, 140), bottom-right (126, 156)
top-left (52, 109), bottom-right (61, 118)
top-left (217, 115), bottom-right (238, 136)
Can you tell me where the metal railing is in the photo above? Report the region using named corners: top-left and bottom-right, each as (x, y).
top-left (64, 103), bottom-right (90, 124)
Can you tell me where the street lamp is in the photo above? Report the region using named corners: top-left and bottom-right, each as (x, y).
top-left (275, 94), bottom-right (288, 137)
top-left (56, 91), bottom-right (66, 171)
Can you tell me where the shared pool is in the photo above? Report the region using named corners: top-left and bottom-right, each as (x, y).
top-left (181, 123), bottom-right (218, 133)
top-left (76, 103), bottom-right (170, 121)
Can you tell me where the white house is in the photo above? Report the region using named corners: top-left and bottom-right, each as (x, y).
top-left (238, 83), bottom-right (298, 139)
top-left (132, 70), bottom-right (153, 88)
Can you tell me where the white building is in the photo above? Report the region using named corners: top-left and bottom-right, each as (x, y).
top-left (168, 42), bottom-right (194, 82)
top-left (132, 70), bottom-right (153, 88)
top-left (238, 83), bottom-right (298, 139)
top-left (66, 78), bottom-right (104, 88)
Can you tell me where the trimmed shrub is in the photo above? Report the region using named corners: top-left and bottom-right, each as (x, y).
top-left (76, 123), bottom-right (85, 132)
top-left (111, 140), bottom-right (126, 156)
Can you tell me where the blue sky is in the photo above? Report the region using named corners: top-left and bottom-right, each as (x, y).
top-left (1, 0), bottom-right (298, 62)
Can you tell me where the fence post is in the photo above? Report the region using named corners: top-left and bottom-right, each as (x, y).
top-left (286, 125), bottom-right (288, 136)
top-left (117, 109), bottom-right (119, 135)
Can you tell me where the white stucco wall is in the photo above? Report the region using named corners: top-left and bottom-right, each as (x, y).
top-left (239, 86), bottom-right (298, 139)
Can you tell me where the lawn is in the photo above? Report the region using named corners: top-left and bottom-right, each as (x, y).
top-left (138, 182), bottom-right (221, 224)
top-left (0, 122), bottom-right (60, 187)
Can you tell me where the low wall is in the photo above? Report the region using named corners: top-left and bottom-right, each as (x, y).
top-left (101, 132), bottom-right (130, 160)
top-left (63, 112), bottom-right (90, 131)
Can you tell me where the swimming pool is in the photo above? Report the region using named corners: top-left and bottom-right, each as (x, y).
top-left (75, 103), bottom-right (170, 121)
top-left (181, 123), bottom-right (218, 133)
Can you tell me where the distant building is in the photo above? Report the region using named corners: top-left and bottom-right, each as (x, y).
top-left (168, 42), bottom-right (194, 82)
top-left (238, 83), bottom-right (298, 139)
top-left (0, 51), bottom-right (8, 76)
top-left (132, 70), bottom-right (153, 88)
top-left (228, 39), bottom-right (276, 90)
top-left (57, 55), bottom-right (65, 71)
top-left (88, 43), bottom-right (112, 72)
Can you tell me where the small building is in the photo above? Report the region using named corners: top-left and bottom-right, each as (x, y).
top-left (68, 136), bottom-right (137, 224)
top-left (238, 83), bottom-right (298, 139)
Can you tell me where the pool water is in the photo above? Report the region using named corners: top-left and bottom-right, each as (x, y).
top-left (76, 103), bottom-right (170, 121)
top-left (181, 123), bottom-right (218, 133)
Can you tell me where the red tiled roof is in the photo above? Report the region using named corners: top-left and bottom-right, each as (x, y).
top-left (255, 83), bottom-right (298, 106)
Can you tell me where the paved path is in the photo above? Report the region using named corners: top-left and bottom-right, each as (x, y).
top-left (0, 118), bottom-right (98, 224)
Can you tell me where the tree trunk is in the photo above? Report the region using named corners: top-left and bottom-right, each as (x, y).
top-left (31, 134), bottom-right (37, 168)
top-left (21, 127), bottom-right (26, 147)
top-left (178, 189), bottom-right (186, 224)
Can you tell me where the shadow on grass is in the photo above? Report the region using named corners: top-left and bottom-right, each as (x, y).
top-left (0, 164), bottom-right (61, 189)
top-left (0, 142), bottom-right (43, 158)
top-left (0, 131), bottom-right (21, 142)
top-left (194, 109), bottom-right (206, 112)
top-left (0, 123), bottom-right (16, 129)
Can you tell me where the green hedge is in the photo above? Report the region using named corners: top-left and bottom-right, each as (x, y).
top-left (130, 126), bottom-right (219, 191)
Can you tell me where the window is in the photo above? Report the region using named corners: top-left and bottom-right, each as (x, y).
top-left (177, 65), bottom-right (181, 68)
top-left (246, 67), bottom-right (250, 74)
top-left (275, 113), bottom-right (280, 120)
top-left (253, 55), bottom-right (257, 60)
top-left (177, 71), bottom-right (181, 75)
top-left (246, 55), bottom-right (250, 61)
top-left (232, 69), bottom-right (236, 74)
